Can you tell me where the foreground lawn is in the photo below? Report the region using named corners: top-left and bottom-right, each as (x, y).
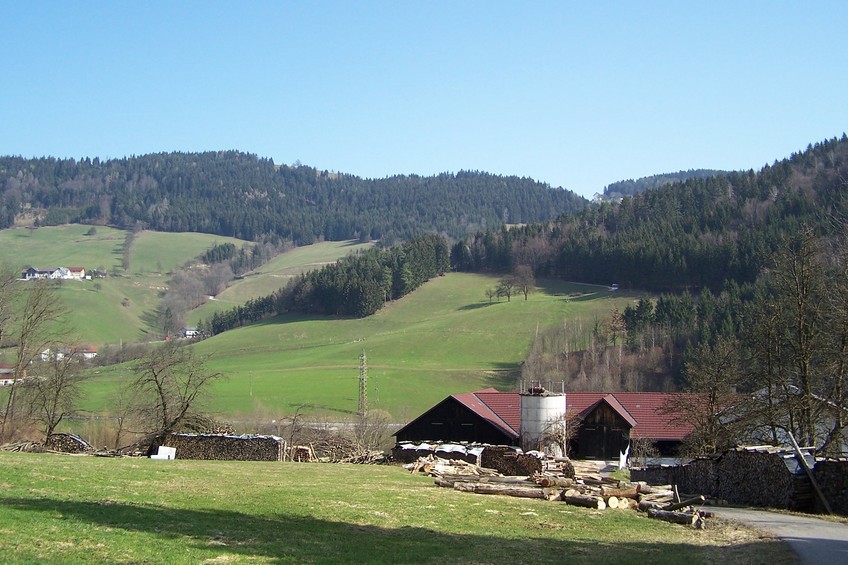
top-left (0, 453), bottom-right (792, 564)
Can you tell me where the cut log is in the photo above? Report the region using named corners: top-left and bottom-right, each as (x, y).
top-left (606, 496), bottom-right (620, 509)
top-left (563, 493), bottom-right (606, 509)
top-left (600, 485), bottom-right (639, 499)
top-left (536, 476), bottom-right (574, 488)
top-left (453, 481), bottom-right (548, 499)
top-left (663, 495), bottom-right (705, 512)
top-left (647, 508), bottom-right (699, 527)
top-left (638, 500), bottom-right (663, 512)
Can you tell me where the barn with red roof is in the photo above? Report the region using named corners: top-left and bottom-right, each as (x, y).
top-left (394, 389), bottom-right (697, 459)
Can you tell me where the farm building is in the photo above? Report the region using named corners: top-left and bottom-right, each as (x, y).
top-left (394, 388), bottom-right (697, 460)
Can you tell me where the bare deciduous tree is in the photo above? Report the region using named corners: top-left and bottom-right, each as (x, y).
top-left (129, 343), bottom-right (225, 448)
top-left (24, 349), bottom-right (89, 441)
top-left (1, 277), bottom-right (67, 441)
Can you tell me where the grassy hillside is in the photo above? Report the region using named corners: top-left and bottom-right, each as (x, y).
top-left (0, 225), bottom-right (368, 344)
top-left (187, 240), bottom-right (373, 325)
top-left (0, 453), bottom-right (788, 564)
top-left (81, 274), bottom-right (644, 421)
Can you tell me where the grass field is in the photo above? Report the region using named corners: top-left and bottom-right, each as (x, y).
top-left (0, 225), bottom-right (369, 345)
top-left (80, 273), bottom-right (646, 422)
top-left (0, 453), bottom-right (793, 564)
top-left (187, 240), bottom-right (373, 325)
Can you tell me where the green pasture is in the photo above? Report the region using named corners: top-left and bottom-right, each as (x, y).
top-left (187, 240), bottom-right (373, 325)
top-left (0, 453), bottom-right (791, 564)
top-left (129, 230), bottom-right (248, 274)
top-left (0, 225), bottom-right (125, 271)
top-left (81, 273), bottom-right (644, 421)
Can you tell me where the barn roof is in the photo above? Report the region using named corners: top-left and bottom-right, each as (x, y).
top-left (452, 389), bottom-right (520, 439)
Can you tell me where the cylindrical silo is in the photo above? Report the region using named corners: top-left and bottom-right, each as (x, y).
top-left (520, 388), bottom-right (566, 456)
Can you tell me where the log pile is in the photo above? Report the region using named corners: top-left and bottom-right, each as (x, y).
top-left (632, 446), bottom-right (814, 512)
top-left (480, 446), bottom-right (542, 476)
top-left (164, 433), bottom-right (285, 461)
top-left (409, 455), bottom-right (710, 528)
top-left (812, 459), bottom-right (848, 514)
top-left (715, 447), bottom-right (810, 511)
top-left (45, 433), bottom-right (92, 454)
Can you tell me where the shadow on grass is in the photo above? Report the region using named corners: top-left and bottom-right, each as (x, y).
top-left (0, 496), bottom-right (780, 564)
top-left (456, 302), bottom-right (498, 311)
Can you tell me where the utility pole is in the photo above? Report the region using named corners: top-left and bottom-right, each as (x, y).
top-left (358, 350), bottom-right (368, 416)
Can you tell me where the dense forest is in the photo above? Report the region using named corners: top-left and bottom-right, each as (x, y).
top-left (0, 152), bottom-right (586, 243)
top-left (453, 135), bottom-right (848, 293)
top-left (601, 169), bottom-right (726, 199)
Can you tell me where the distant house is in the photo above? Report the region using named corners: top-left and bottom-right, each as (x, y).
top-left (395, 389), bottom-right (699, 460)
top-left (22, 266), bottom-right (56, 280)
top-left (182, 327), bottom-right (201, 339)
top-left (68, 267), bottom-right (86, 280)
top-left (0, 363), bottom-right (15, 387)
top-left (40, 345), bottom-right (97, 362)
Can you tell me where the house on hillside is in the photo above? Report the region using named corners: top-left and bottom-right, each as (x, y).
top-left (68, 266), bottom-right (86, 280)
top-left (22, 266), bottom-right (56, 280)
top-left (0, 363), bottom-right (15, 387)
top-left (394, 389), bottom-right (698, 460)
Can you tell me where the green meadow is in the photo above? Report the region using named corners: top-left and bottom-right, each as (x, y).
top-left (187, 240), bottom-right (373, 325)
top-left (0, 453), bottom-right (792, 565)
top-left (0, 226), bottom-right (368, 345)
top-left (81, 273), bottom-right (643, 422)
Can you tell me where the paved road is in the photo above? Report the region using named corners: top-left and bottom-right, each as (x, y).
top-left (710, 507), bottom-right (848, 564)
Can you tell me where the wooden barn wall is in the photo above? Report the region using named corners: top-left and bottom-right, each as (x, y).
top-left (394, 399), bottom-right (516, 445)
top-left (572, 403), bottom-right (631, 460)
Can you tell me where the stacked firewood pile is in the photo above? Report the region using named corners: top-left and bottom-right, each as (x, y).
top-left (714, 447), bottom-right (808, 510)
top-left (480, 446), bottom-right (542, 476)
top-left (408, 455), bottom-right (711, 528)
top-left (812, 459), bottom-right (848, 514)
top-left (632, 446), bottom-right (814, 512)
top-left (164, 433), bottom-right (285, 461)
top-left (44, 433), bottom-right (93, 454)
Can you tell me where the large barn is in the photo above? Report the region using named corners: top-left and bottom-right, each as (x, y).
top-left (394, 388), bottom-right (695, 460)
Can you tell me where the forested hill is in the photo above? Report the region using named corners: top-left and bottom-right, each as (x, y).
top-left (601, 169), bottom-right (727, 199)
top-left (453, 135), bottom-right (848, 293)
top-left (0, 152), bottom-right (586, 243)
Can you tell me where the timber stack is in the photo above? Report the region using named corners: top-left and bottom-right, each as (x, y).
top-left (164, 433), bottom-right (285, 461)
top-left (409, 455), bottom-right (710, 528)
top-left (813, 459), bottom-right (848, 514)
top-left (45, 433), bottom-right (92, 454)
top-left (632, 446), bottom-right (815, 512)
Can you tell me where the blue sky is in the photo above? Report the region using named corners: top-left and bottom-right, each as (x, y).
top-left (1, 2), bottom-right (846, 198)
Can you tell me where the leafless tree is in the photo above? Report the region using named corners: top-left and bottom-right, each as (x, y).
top-left (23, 349), bottom-right (89, 441)
top-left (1, 277), bottom-right (67, 441)
top-left (129, 343), bottom-right (225, 447)
top-left (513, 264), bottom-right (535, 301)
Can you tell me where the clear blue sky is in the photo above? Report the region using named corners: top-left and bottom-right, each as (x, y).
top-left (1, 1), bottom-right (846, 198)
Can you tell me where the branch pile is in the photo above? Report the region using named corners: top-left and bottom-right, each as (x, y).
top-left (480, 446), bottom-right (542, 476)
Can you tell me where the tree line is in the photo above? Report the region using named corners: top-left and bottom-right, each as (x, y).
top-left (204, 234), bottom-right (451, 336)
top-left (0, 152), bottom-right (586, 244)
